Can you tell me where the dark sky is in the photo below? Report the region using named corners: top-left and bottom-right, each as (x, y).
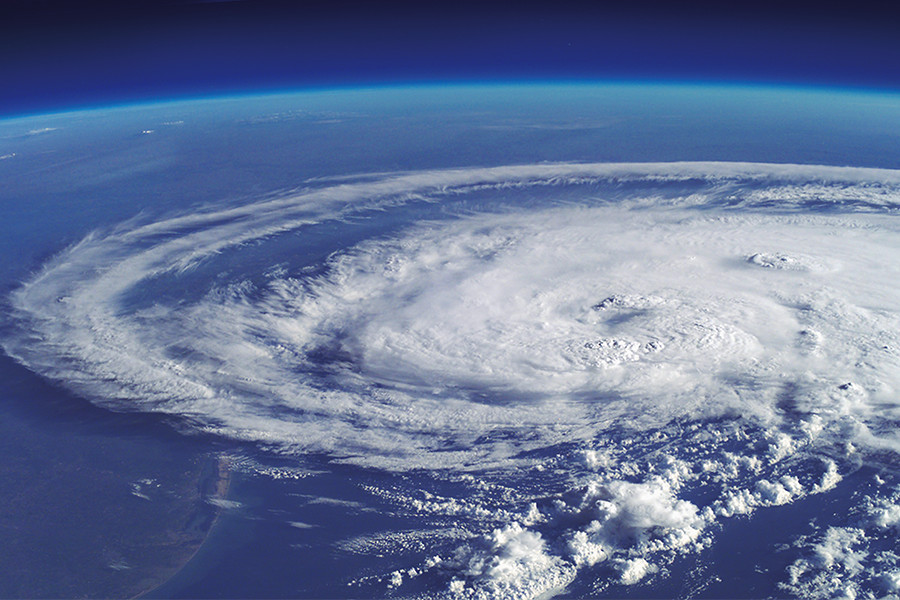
top-left (2, 0), bottom-right (900, 118)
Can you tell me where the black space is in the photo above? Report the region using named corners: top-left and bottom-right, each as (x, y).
top-left (1, 0), bottom-right (899, 117)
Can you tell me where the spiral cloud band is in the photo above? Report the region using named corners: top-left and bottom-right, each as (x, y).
top-left (6, 162), bottom-right (900, 596)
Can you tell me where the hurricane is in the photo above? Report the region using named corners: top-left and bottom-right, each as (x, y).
top-left (6, 160), bottom-right (900, 598)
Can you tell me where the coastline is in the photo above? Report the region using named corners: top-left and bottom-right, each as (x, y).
top-left (132, 454), bottom-right (232, 600)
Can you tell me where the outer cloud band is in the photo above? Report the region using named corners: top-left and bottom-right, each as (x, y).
top-left (4, 161), bottom-right (900, 470)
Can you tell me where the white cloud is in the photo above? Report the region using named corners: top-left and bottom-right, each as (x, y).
top-left (6, 161), bottom-right (900, 596)
top-left (446, 522), bottom-right (574, 599)
top-left (25, 126), bottom-right (58, 136)
top-left (5, 162), bottom-right (900, 471)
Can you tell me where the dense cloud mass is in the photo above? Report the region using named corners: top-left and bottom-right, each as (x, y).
top-left (5, 162), bottom-right (900, 597)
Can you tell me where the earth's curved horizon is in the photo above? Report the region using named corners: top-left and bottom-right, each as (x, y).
top-left (1, 82), bottom-right (900, 599)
